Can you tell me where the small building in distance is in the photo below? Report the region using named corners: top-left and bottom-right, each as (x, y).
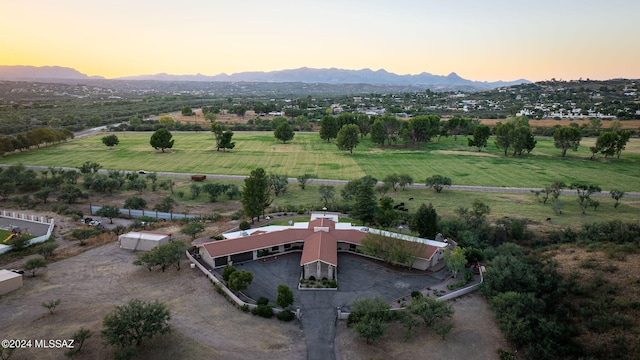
top-left (119, 231), bottom-right (171, 251)
top-left (0, 269), bottom-right (23, 296)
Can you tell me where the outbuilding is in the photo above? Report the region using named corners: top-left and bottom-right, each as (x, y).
top-left (118, 231), bottom-right (170, 251)
top-left (0, 269), bottom-right (23, 296)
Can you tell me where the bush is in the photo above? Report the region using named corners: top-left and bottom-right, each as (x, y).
top-left (411, 290), bottom-right (423, 299)
top-left (251, 304), bottom-right (274, 318)
top-left (329, 280), bottom-right (337, 288)
top-left (308, 276), bottom-right (316, 282)
top-left (239, 221), bottom-right (250, 231)
top-left (240, 304), bottom-right (249, 312)
top-left (257, 296), bottom-right (269, 306)
top-left (277, 309), bottom-right (295, 321)
top-left (210, 234), bottom-right (224, 240)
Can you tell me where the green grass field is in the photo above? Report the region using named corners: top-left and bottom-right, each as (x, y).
top-left (2, 131), bottom-right (639, 191)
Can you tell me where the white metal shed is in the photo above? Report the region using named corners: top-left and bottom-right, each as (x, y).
top-left (118, 231), bottom-right (170, 251)
top-left (0, 269), bottom-right (23, 295)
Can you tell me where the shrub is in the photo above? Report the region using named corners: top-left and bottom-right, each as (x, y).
top-left (210, 234), bottom-right (224, 240)
top-left (277, 309), bottom-right (295, 321)
top-left (239, 221), bottom-right (250, 230)
top-left (308, 276), bottom-right (316, 281)
top-left (251, 304), bottom-right (273, 318)
top-left (240, 304), bottom-right (249, 312)
top-left (257, 296), bottom-right (269, 306)
top-left (329, 280), bottom-right (337, 288)
top-left (411, 290), bottom-right (422, 299)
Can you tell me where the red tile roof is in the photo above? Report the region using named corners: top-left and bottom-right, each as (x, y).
top-left (199, 217), bottom-right (439, 267)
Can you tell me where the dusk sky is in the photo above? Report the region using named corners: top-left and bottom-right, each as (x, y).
top-left (2, 0), bottom-right (639, 82)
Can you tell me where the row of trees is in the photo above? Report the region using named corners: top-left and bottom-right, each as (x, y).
top-left (0, 127), bottom-right (74, 156)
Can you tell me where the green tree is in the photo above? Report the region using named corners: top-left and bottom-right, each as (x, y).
top-left (268, 174), bottom-right (288, 197)
top-left (24, 257), bottom-right (47, 277)
top-left (383, 173), bottom-right (400, 192)
top-left (38, 241), bottom-right (58, 260)
top-left (370, 119), bottom-right (386, 146)
top-left (276, 284), bottom-right (294, 309)
top-left (79, 161), bottom-right (102, 174)
top-left (351, 176), bottom-right (378, 225)
top-left (335, 124), bottom-right (360, 154)
top-left (408, 294), bottom-right (454, 327)
top-left (274, 122), bottom-right (294, 143)
top-left (318, 185), bottom-right (335, 207)
top-left (398, 174), bottom-right (413, 190)
top-left (41, 299), bottom-right (61, 314)
top-left (211, 123), bottom-right (224, 151)
top-left (133, 241), bottom-right (187, 272)
top-left (350, 296), bottom-right (391, 344)
top-left (101, 299), bottom-right (171, 358)
top-left (65, 327), bottom-right (92, 357)
top-left (296, 173), bottom-right (314, 190)
top-left (181, 106), bottom-right (193, 116)
top-left (242, 168), bottom-right (271, 223)
top-left (150, 128), bottom-right (174, 152)
top-left (124, 196), bottom-right (147, 217)
top-left (153, 196), bottom-right (176, 213)
top-left (101, 134), bottom-right (120, 148)
top-left (494, 117), bottom-right (536, 156)
top-left (228, 270), bottom-right (253, 292)
top-left (57, 184), bottom-right (88, 204)
top-left (570, 183), bottom-right (602, 214)
top-left (425, 175), bottom-right (452, 193)
top-left (444, 246), bottom-right (467, 277)
top-left (180, 222), bottom-right (205, 239)
top-left (354, 316), bottom-right (386, 345)
top-left (553, 126), bottom-right (582, 157)
top-left (219, 130), bottom-right (235, 151)
top-left (610, 189), bottom-right (624, 208)
top-left (319, 115), bottom-right (339, 142)
top-left (158, 115), bottom-right (176, 130)
top-left (468, 125), bottom-right (491, 151)
top-left (95, 205), bottom-right (120, 224)
top-left (222, 264), bottom-right (237, 281)
top-left (411, 203), bottom-right (438, 238)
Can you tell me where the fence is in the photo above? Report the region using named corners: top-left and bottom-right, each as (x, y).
top-left (0, 211), bottom-right (55, 255)
top-left (90, 205), bottom-right (199, 221)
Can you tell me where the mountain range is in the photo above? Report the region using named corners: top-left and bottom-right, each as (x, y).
top-left (0, 65), bottom-right (529, 90)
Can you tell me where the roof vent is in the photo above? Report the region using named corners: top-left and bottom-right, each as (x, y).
top-left (314, 226), bottom-right (329, 233)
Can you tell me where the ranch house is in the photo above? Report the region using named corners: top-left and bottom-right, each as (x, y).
top-left (197, 213), bottom-right (448, 281)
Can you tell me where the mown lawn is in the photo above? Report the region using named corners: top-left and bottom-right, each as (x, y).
top-left (2, 131), bottom-right (639, 192)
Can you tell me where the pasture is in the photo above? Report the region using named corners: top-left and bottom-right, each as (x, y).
top-left (1, 131), bottom-right (639, 192)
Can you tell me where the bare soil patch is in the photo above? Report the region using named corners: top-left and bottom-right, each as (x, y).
top-left (336, 293), bottom-right (510, 360)
top-left (0, 242), bottom-right (305, 360)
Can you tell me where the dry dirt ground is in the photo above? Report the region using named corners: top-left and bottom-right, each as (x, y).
top-left (336, 293), bottom-right (510, 360)
top-left (0, 241), bottom-right (305, 360)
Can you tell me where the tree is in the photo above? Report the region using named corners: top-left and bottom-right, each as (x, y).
top-left (411, 203), bottom-right (438, 238)
top-left (219, 130), bottom-right (235, 151)
top-left (42, 299), bottom-right (61, 314)
top-left (211, 123), bottom-right (224, 151)
top-left (133, 241), bottom-right (187, 272)
top-left (274, 122), bottom-right (294, 143)
top-left (158, 115), bottom-right (176, 130)
top-left (228, 270), bottom-right (253, 292)
top-left (553, 126), bottom-right (582, 157)
top-left (180, 222), bottom-right (205, 239)
top-left (95, 205), bottom-right (120, 224)
top-left (38, 241), bottom-right (58, 259)
top-left (318, 185), bottom-right (335, 207)
top-left (222, 264), bottom-right (237, 281)
top-left (79, 161), bottom-right (101, 174)
top-left (124, 196), bottom-right (147, 217)
top-left (370, 119), bottom-right (386, 146)
top-left (354, 316), bottom-right (386, 345)
top-left (383, 173), bottom-right (400, 192)
top-left (319, 115), bottom-right (339, 142)
top-left (610, 189), bottom-right (624, 208)
top-left (24, 257), bottom-right (47, 277)
top-left (360, 233), bottom-right (425, 268)
top-left (101, 299), bottom-right (171, 357)
top-left (408, 294), bottom-right (454, 327)
top-left (101, 134), bottom-right (119, 148)
top-left (570, 182), bottom-right (602, 214)
top-left (351, 176), bottom-right (378, 225)
top-left (276, 284), bottom-right (294, 309)
top-left (296, 173), bottom-right (314, 190)
top-left (444, 246), bottom-right (466, 277)
top-left (467, 124), bottom-right (490, 151)
top-left (242, 168), bottom-right (271, 223)
top-left (335, 124), bottom-right (360, 154)
top-left (398, 174), bottom-right (413, 191)
top-left (268, 174), bottom-right (288, 197)
top-left (65, 327), bottom-right (92, 357)
top-left (150, 128), bottom-right (174, 152)
top-left (181, 106), bottom-right (193, 116)
top-left (425, 175), bottom-right (452, 193)
top-left (494, 117), bottom-right (536, 156)
top-left (153, 196), bottom-right (176, 213)
top-left (350, 296), bottom-right (391, 344)
top-left (57, 184), bottom-right (88, 204)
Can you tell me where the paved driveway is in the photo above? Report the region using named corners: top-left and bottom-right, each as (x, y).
top-left (237, 253), bottom-right (448, 360)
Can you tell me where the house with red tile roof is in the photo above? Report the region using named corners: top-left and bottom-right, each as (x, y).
top-left (197, 213), bottom-right (448, 281)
